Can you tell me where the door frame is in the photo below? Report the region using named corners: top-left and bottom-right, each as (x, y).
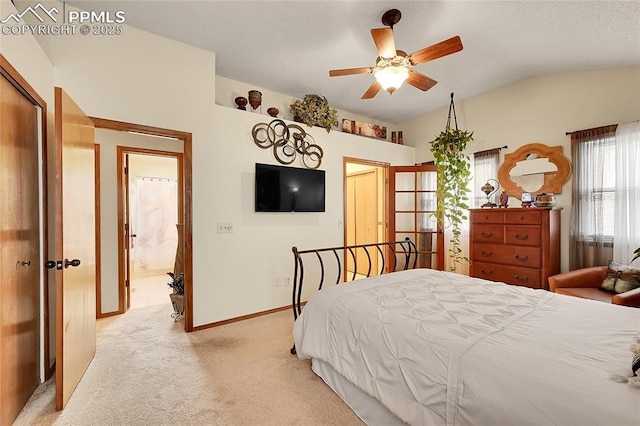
top-left (117, 147), bottom-right (184, 313)
top-left (89, 117), bottom-right (194, 332)
top-left (0, 55), bottom-right (53, 379)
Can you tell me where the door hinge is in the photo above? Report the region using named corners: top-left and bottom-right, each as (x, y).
top-left (125, 279), bottom-right (130, 288)
top-left (124, 166), bottom-right (128, 175)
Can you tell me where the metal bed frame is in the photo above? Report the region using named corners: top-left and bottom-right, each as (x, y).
top-left (290, 238), bottom-right (418, 354)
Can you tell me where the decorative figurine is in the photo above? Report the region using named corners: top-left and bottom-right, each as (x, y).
top-left (499, 191), bottom-right (509, 208)
top-left (267, 107), bottom-right (279, 117)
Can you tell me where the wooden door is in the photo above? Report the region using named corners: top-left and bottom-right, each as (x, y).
top-left (0, 72), bottom-right (40, 426)
top-left (54, 87), bottom-right (96, 410)
top-left (389, 165), bottom-right (444, 270)
top-left (346, 171), bottom-right (379, 275)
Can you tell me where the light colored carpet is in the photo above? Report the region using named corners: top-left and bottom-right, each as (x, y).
top-left (14, 303), bottom-right (364, 425)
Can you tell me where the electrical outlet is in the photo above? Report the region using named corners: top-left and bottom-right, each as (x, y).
top-left (217, 222), bottom-right (233, 233)
top-left (338, 218), bottom-right (344, 228)
top-left (285, 277), bottom-right (292, 287)
top-left (276, 277), bottom-right (284, 288)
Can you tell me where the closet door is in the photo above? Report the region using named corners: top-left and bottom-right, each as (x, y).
top-left (0, 72), bottom-right (40, 426)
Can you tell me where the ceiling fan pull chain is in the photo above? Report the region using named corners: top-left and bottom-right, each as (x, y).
top-left (446, 92), bottom-right (459, 131)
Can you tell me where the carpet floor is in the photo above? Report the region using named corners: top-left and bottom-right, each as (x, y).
top-left (14, 303), bottom-right (363, 425)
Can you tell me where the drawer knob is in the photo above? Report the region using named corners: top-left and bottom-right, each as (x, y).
top-left (514, 274), bottom-right (529, 282)
top-left (520, 216), bottom-right (525, 220)
top-left (481, 251), bottom-right (493, 257)
top-left (514, 254), bottom-right (529, 261)
top-left (481, 232), bottom-right (493, 238)
top-left (484, 215), bottom-right (489, 220)
top-left (480, 269), bottom-right (493, 275)
top-left (515, 233), bottom-right (529, 240)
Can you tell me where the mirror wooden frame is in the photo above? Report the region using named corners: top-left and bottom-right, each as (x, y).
top-left (498, 143), bottom-right (571, 199)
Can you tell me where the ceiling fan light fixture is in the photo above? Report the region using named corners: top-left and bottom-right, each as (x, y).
top-left (374, 65), bottom-right (409, 94)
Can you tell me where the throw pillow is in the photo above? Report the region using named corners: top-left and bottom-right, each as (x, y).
top-left (599, 261), bottom-right (640, 294)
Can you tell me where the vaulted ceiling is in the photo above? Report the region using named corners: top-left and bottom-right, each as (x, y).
top-left (68, 1), bottom-right (640, 124)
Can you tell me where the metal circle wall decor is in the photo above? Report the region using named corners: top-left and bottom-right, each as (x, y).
top-left (252, 119), bottom-right (324, 169)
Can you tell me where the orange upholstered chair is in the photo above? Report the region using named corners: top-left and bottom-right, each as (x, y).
top-left (548, 266), bottom-right (640, 307)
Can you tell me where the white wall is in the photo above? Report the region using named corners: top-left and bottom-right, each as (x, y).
top-left (94, 129), bottom-right (183, 314)
top-left (399, 66), bottom-right (640, 272)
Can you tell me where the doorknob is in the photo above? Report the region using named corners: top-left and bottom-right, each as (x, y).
top-left (21, 260), bottom-right (31, 266)
top-left (45, 260), bottom-right (63, 270)
top-left (64, 258), bottom-right (81, 268)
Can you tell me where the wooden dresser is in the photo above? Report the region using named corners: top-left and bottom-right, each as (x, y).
top-left (469, 208), bottom-right (561, 290)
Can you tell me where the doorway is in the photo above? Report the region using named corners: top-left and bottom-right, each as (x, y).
top-left (344, 158), bottom-right (388, 276)
top-left (123, 150), bottom-right (181, 310)
top-left (91, 118), bottom-right (193, 331)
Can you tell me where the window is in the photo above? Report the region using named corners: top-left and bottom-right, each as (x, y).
top-left (570, 124), bottom-right (618, 269)
top-left (575, 135), bottom-right (616, 239)
top-left (471, 148), bottom-right (500, 208)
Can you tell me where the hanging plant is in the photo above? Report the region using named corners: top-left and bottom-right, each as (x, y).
top-left (289, 94), bottom-right (339, 133)
top-left (430, 93), bottom-right (473, 272)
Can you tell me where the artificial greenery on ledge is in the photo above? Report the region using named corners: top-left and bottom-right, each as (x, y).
top-left (289, 94), bottom-right (338, 133)
top-left (430, 122), bottom-right (473, 272)
top-left (632, 247), bottom-right (640, 263)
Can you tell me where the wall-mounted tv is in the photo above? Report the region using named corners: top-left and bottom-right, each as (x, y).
top-left (255, 163), bottom-right (326, 212)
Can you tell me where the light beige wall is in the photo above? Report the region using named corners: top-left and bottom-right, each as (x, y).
top-left (400, 66), bottom-right (640, 272)
top-left (94, 129), bottom-right (183, 314)
top-left (33, 11), bottom-right (415, 326)
top-left (203, 105), bottom-right (414, 322)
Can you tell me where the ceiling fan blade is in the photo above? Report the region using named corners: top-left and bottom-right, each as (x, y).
top-left (329, 67), bottom-right (373, 77)
top-left (361, 81), bottom-right (382, 99)
top-left (406, 71), bottom-right (437, 91)
top-left (371, 28), bottom-right (396, 59)
top-left (409, 35), bottom-right (463, 65)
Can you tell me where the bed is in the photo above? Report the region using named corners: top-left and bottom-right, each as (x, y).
top-left (291, 240), bottom-right (640, 426)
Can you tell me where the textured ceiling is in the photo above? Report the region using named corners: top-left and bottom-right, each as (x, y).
top-left (66, 1), bottom-right (640, 124)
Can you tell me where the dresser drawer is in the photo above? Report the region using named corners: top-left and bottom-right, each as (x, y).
top-left (504, 225), bottom-right (541, 246)
top-left (471, 211), bottom-right (504, 224)
top-left (472, 225), bottom-right (503, 243)
top-left (471, 262), bottom-right (542, 288)
top-left (504, 210), bottom-right (541, 225)
top-left (472, 243), bottom-right (541, 268)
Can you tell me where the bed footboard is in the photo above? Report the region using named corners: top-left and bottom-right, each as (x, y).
top-left (290, 238), bottom-right (417, 354)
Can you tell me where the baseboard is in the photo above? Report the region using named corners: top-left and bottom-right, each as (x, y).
top-left (191, 304), bottom-right (294, 332)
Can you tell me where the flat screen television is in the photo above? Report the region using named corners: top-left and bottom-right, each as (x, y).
top-left (255, 163), bottom-right (326, 212)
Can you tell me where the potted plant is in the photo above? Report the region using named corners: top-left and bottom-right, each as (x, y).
top-left (289, 94), bottom-right (338, 133)
top-left (430, 125), bottom-right (473, 272)
top-left (632, 247), bottom-right (640, 263)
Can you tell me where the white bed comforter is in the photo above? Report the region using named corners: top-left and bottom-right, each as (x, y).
top-left (293, 269), bottom-right (640, 426)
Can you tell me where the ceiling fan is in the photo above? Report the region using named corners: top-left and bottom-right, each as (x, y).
top-left (329, 9), bottom-right (463, 99)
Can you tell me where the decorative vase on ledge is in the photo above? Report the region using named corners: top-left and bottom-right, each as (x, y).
top-left (248, 90), bottom-right (262, 110)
